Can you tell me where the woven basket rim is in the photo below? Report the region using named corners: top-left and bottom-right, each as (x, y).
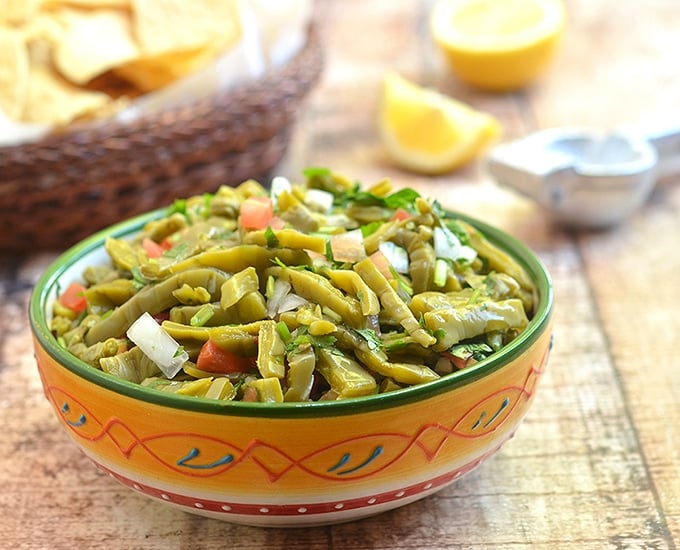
top-left (0, 22), bottom-right (323, 253)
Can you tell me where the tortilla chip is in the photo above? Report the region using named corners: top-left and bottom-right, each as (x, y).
top-left (0, 28), bottom-right (29, 120)
top-left (40, 0), bottom-right (131, 8)
top-left (1, 0), bottom-right (247, 125)
top-left (131, 0), bottom-right (241, 57)
top-left (51, 8), bottom-right (140, 85)
top-left (0, 0), bottom-right (41, 26)
top-left (23, 62), bottom-right (111, 125)
top-left (114, 40), bottom-right (235, 92)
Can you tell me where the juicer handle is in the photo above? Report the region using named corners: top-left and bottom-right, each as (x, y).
top-left (638, 123), bottom-right (680, 180)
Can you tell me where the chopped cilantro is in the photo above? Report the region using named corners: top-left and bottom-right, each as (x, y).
top-left (168, 198), bottom-right (188, 221)
top-left (360, 221), bottom-right (382, 237)
top-left (445, 219), bottom-right (471, 246)
top-left (285, 326), bottom-right (337, 354)
top-left (264, 226), bottom-right (280, 248)
top-left (335, 185), bottom-right (420, 211)
top-left (131, 266), bottom-right (150, 290)
top-left (449, 342), bottom-right (493, 361)
top-left (355, 328), bottom-right (383, 351)
top-left (303, 166), bottom-right (332, 180)
top-left (384, 188), bottom-right (420, 209)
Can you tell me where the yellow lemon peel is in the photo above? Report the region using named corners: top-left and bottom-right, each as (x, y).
top-left (430, 0), bottom-right (565, 91)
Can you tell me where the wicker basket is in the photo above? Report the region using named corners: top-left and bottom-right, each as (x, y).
top-left (0, 24), bottom-right (323, 253)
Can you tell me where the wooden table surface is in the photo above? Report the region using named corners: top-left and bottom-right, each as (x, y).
top-left (2, 1), bottom-right (680, 548)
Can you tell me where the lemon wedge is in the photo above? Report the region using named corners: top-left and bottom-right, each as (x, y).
top-left (430, 0), bottom-right (565, 91)
top-left (377, 72), bottom-right (501, 175)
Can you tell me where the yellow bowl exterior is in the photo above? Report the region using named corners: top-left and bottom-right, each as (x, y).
top-left (33, 323), bottom-right (551, 526)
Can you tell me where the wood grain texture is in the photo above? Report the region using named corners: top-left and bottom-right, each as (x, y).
top-left (2, 0), bottom-right (680, 548)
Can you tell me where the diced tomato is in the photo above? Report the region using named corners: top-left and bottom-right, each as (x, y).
top-left (196, 339), bottom-right (256, 374)
top-left (441, 351), bottom-right (477, 371)
top-left (239, 196), bottom-right (274, 230)
top-left (241, 386), bottom-right (259, 402)
top-left (59, 282), bottom-right (87, 313)
top-left (391, 208), bottom-right (412, 222)
top-left (268, 216), bottom-right (286, 230)
top-left (368, 250), bottom-right (394, 280)
top-left (152, 311), bottom-right (170, 324)
top-left (142, 237), bottom-right (166, 258)
top-left (160, 233), bottom-right (180, 250)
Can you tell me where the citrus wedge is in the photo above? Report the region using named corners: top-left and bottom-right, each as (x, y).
top-left (430, 0), bottom-right (565, 91)
top-left (377, 72), bottom-right (501, 175)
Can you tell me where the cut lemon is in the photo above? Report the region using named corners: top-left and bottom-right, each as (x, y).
top-left (377, 72), bottom-right (501, 175)
top-left (430, 0), bottom-right (565, 91)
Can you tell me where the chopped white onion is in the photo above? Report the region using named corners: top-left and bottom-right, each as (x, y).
top-left (379, 241), bottom-right (409, 274)
top-left (305, 188), bottom-right (334, 213)
top-left (322, 213), bottom-right (355, 229)
top-left (126, 312), bottom-right (188, 379)
top-left (330, 229), bottom-right (366, 263)
top-left (433, 226), bottom-right (459, 259)
top-left (277, 293), bottom-right (308, 313)
top-left (266, 278), bottom-right (292, 318)
top-left (270, 176), bottom-right (292, 208)
top-left (433, 226), bottom-right (477, 263)
top-left (458, 244), bottom-right (478, 263)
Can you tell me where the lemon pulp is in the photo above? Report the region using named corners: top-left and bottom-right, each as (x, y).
top-left (377, 72), bottom-right (501, 175)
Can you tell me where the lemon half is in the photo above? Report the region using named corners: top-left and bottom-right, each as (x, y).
top-left (377, 72), bottom-right (501, 175)
top-left (431, 0), bottom-right (565, 91)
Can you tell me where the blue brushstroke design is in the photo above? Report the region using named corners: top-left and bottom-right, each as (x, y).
top-left (336, 446), bottom-right (383, 476)
top-left (61, 402), bottom-right (86, 427)
top-left (470, 396), bottom-right (511, 430)
top-left (327, 452), bottom-right (351, 473)
top-left (484, 397), bottom-right (510, 428)
top-left (177, 447), bottom-right (234, 470)
top-left (471, 411), bottom-right (486, 430)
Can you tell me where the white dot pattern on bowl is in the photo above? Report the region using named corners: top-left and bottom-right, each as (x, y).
top-left (93, 440), bottom-right (505, 520)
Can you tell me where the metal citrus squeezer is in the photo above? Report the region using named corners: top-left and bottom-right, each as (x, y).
top-left (486, 123), bottom-right (680, 228)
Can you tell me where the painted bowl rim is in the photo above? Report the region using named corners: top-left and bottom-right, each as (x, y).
top-left (29, 206), bottom-right (553, 419)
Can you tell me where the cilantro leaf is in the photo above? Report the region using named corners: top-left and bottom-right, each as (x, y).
top-left (383, 188), bottom-right (421, 209)
top-left (264, 226), bottom-right (280, 248)
top-left (355, 328), bottom-right (383, 351)
top-left (449, 342), bottom-right (493, 361)
top-left (302, 166), bottom-right (332, 179)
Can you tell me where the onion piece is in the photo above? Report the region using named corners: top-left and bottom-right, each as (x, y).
top-left (277, 293), bottom-right (308, 313)
top-left (270, 176), bottom-right (292, 209)
top-left (305, 188), bottom-right (335, 213)
top-left (433, 226), bottom-right (477, 263)
top-left (330, 229), bottom-right (366, 263)
top-left (379, 241), bottom-right (409, 274)
top-left (266, 278), bottom-right (292, 318)
top-left (126, 312), bottom-right (188, 379)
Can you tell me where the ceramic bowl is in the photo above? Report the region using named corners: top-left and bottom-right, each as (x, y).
top-left (29, 208), bottom-right (553, 527)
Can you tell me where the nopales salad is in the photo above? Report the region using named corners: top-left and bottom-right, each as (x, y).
top-left (51, 168), bottom-right (535, 403)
